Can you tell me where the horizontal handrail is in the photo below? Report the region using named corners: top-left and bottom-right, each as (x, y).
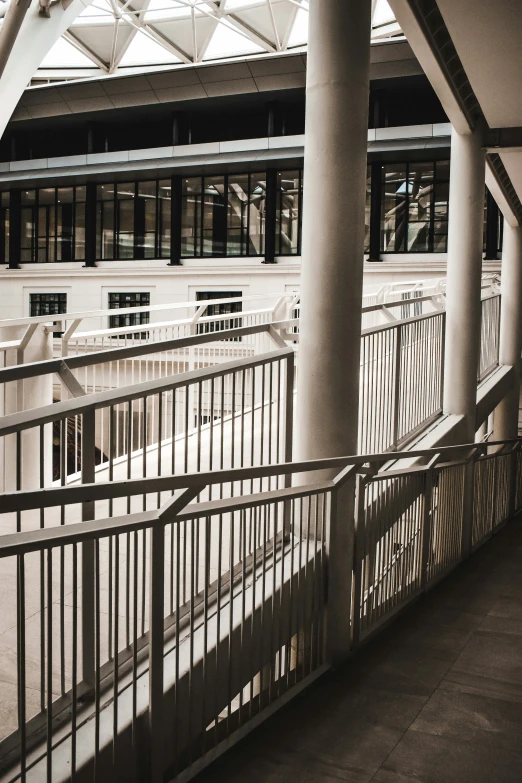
top-left (0, 346), bottom-right (293, 436)
top-left (1, 438), bottom-right (518, 515)
top-left (0, 319), bottom-right (294, 385)
top-left (0, 303), bottom-right (444, 386)
top-left (69, 305), bottom-right (275, 341)
top-left (0, 293), bottom-right (286, 330)
top-left (0, 481), bottom-right (336, 558)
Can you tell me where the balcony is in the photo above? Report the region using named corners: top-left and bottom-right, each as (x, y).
top-left (0, 273), bottom-right (515, 783)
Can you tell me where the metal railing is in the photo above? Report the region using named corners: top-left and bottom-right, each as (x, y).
top-left (0, 438), bottom-right (519, 781)
top-left (0, 346), bottom-right (295, 498)
top-left (0, 292), bottom-right (502, 496)
top-left (478, 293), bottom-right (501, 381)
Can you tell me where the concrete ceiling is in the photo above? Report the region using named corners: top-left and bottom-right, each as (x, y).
top-left (437, 0), bottom-right (522, 129)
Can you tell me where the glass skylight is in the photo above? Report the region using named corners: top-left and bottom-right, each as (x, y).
top-left (31, 0), bottom-right (402, 80)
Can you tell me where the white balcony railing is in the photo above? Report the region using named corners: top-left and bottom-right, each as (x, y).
top-left (0, 438), bottom-right (519, 781)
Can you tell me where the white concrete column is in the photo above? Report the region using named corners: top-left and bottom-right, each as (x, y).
top-left (296, 0), bottom-right (371, 465)
top-left (442, 126), bottom-right (486, 441)
top-left (494, 221), bottom-right (522, 441)
top-left (294, 0), bottom-right (371, 665)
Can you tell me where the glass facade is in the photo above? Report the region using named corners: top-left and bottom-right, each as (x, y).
top-left (381, 161), bottom-right (449, 253)
top-left (96, 181), bottom-right (171, 260)
top-left (0, 191), bottom-right (9, 264)
top-left (181, 174), bottom-right (268, 258)
top-left (5, 161), bottom-right (505, 265)
top-left (21, 187), bottom-right (86, 263)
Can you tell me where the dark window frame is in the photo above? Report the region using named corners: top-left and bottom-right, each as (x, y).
top-left (275, 169), bottom-right (303, 257)
top-left (0, 191), bottom-right (9, 265)
top-left (20, 187), bottom-right (86, 264)
top-left (380, 159), bottom-right (449, 254)
top-left (29, 292), bottom-right (67, 336)
top-left (196, 291), bottom-right (243, 340)
top-left (181, 173), bottom-right (270, 259)
top-left (96, 180), bottom-right (172, 261)
top-left (108, 291), bottom-right (151, 338)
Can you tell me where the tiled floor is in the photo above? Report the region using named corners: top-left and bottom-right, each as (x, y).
top-left (194, 515), bottom-right (522, 783)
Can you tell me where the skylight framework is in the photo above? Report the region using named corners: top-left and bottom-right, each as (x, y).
top-left (23, 0), bottom-right (402, 80)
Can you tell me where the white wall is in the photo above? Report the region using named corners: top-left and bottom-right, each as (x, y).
top-left (0, 254), bottom-right (501, 326)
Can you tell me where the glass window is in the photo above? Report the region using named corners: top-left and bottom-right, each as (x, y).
top-left (96, 183), bottom-right (115, 260)
top-left (433, 161), bottom-right (449, 252)
top-left (1, 192), bottom-right (9, 264)
top-left (21, 190), bottom-right (35, 263)
top-left (56, 187), bottom-right (74, 262)
top-left (407, 162), bottom-right (433, 252)
top-left (30, 292), bottom-right (67, 336)
top-left (21, 187), bottom-right (86, 263)
top-left (183, 174), bottom-right (266, 258)
top-left (381, 164), bottom-right (407, 252)
top-left (108, 292), bottom-right (150, 335)
top-left (381, 161), bottom-right (449, 253)
top-left (249, 173), bottom-right (266, 255)
top-left (116, 183), bottom-right (135, 259)
top-left (136, 181), bottom-right (156, 259)
top-left (158, 179), bottom-right (171, 258)
top-left (227, 174), bottom-right (249, 256)
top-left (75, 186), bottom-right (86, 261)
top-left (202, 176), bottom-right (226, 256)
top-left (181, 178), bottom-right (201, 258)
top-left (276, 171), bottom-right (302, 256)
top-left (364, 165), bottom-right (371, 253)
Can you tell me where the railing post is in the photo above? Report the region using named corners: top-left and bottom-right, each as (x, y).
top-left (149, 518), bottom-right (165, 783)
top-left (420, 468), bottom-right (433, 590)
top-left (508, 445), bottom-right (518, 518)
top-left (351, 472), bottom-right (366, 648)
top-left (283, 351), bottom-right (295, 536)
top-left (326, 467), bottom-right (357, 665)
top-left (392, 323), bottom-right (402, 448)
top-left (461, 454), bottom-right (476, 560)
top-left (81, 408), bottom-right (96, 691)
top-left (439, 312), bottom-right (446, 412)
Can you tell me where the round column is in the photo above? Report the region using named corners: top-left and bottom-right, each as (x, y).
top-left (294, 0), bottom-right (371, 665)
top-left (442, 126), bottom-right (486, 441)
top-left (494, 221), bottom-right (522, 441)
top-left (296, 0), bottom-right (372, 466)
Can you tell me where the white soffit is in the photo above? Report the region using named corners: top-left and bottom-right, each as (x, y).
top-left (436, 0), bottom-right (522, 129)
top-left (498, 150), bottom-right (522, 222)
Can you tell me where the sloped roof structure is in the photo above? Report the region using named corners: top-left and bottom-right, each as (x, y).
top-left (31, 0), bottom-right (401, 78)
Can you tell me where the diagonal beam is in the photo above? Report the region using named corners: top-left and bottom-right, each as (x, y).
top-left (64, 29), bottom-right (110, 71)
top-left (0, 0), bottom-right (97, 138)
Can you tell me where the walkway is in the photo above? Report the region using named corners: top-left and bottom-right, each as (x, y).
top-left (194, 514), bottom-right (522, 783)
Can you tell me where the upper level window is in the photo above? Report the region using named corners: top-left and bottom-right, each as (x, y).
top-left (380, 160), bottom-right (449, 253)
top-left (275, 170), bottom-right (302, 256)
top-left (0, 191), bottom-right (9, 264)
top-left (96, 181), bottom-right (171, 261)
top-left (108, 292), bottom-right (150, 335)
top-left (21, 187), bottom-right (86, 263)
top-left (181, 174), bottom-right (266, 258)
top-left (30, 292), bottom-right (67, 336)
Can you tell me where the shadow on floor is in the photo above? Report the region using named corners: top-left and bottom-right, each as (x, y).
top-left (193, 515), bottom-right (522, 783)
